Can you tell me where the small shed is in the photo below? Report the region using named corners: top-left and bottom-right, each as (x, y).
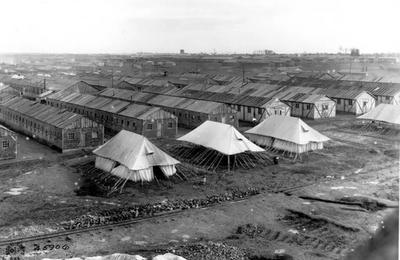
top-left (281, 93), bottom-right (336, 119)
top-left (0, 125), bottom-right (17, 160)
top-left (317, 89), bottom-right (375, 115)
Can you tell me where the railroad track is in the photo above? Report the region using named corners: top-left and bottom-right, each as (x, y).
top-left (0, 209), bottom-right (184, 247)
top-left (0, 184), bottom-right (312, 248)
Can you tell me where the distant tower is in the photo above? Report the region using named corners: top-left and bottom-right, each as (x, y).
top-left (180, 49), bottom-right (185, 54)
top-left (350, 48), bottom-right (360, 56)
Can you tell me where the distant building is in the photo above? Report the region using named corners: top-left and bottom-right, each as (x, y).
top-left (180, 49), bottom-right (185, 54)
top-left (376, 57), bottom-right (399, 64)
top-left (0, 125), bottom-right (17, 160)
top-left (253, 49), bottom-right (275, 55)
top-left (60, 81), bottom-right (107, 95)
top-left (0, 96), bottom-right (104, 152)
top-left (350, 49), bottom-right (360, 56)
top-left (98, 88), bottom-right (239, 129)
top-left (281, 94), bottom-right (336, 119)
top-left (2, 78), bottom-right (53, 100)
top-left (46, 92), bottom-right (178, 138)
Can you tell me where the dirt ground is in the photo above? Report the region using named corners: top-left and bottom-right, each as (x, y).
top-left (0, 115), bottom-right (398, 259)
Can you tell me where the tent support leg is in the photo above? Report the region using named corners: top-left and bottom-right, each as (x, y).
top-left (228, 155), bottom-right (230, 172)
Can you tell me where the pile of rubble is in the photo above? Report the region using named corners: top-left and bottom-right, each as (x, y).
top-left (170, 241), bottom-right (247, 260)
top-left (61, 188), bottom-right (260, 230)
top-left (236, 223), bottom-right (268, 238)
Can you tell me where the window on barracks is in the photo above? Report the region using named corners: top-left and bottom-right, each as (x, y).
top-left (247, 107), bottom-right (251, 113)
top-left (258, 108), bottom-right (263, 114)
top-left (295, 103), bottom-right (299, 108)
top-left (306, 104), bottom-right (311, 110)
top-left (147, 123), bottom-right (153, 130)
top-left (348, 100), bottom-right (353, 106)
top-left (92, 131), bottom-right (98, 139)
top-left (337, 99), bottom-right (341, 105)
top-left (168, 122), bottom-right (173, 129)
top-left (322, 104), bottom-right (329, 111)
top-left (67, 132), bottom-right (75, 140)
top-left (2, 140), bottom-right (9, 149)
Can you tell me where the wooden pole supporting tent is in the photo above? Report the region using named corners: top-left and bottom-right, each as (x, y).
top-left (169, 143), bottom-right (272, 172)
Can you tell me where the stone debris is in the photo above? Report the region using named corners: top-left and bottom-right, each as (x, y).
top-left (169, 241), bottom-right (247, 260)
top-left (61, 188), bottom-right (260, 230)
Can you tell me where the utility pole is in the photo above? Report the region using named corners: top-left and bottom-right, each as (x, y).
top-left (111, 67), bottom-right (114, 88)
top-left (239, 62), bottom-right (245, 94)
top-left (241, 63), bottom-right (245, 84)
top-left (349, 57), bottom-right (352, 74)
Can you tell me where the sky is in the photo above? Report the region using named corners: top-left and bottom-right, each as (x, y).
top-left (0, 0), bottom-right (399, 54)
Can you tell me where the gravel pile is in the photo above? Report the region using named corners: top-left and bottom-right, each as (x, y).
top-left (171, 241), bottom-right (247, 260)
top-left (236, 223), bottom-right (267, 238)
top-left (61, 188), bottom-right (260, 230)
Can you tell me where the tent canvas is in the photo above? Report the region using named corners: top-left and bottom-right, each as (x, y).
top-left (178, 120), bottom-right (264, 155)
top-left (245, 115), bottom-right (330, 145)
top-left (93, 130), bottom-right (180, 187)
top-left (245, 115), bottom-right (330, 155)
top-left (94, 130), bottom-right (179, 170)
top-left (357, 104), bottom-right (400, 125)
top-left (174, 121), bottom-right (269, 171)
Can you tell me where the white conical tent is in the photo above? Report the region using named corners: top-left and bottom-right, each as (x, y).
top-left (93, 130), bottom-right (180, 183)
top-left (245, 115), bottom-right (330, 154)
top-left (357, 104), bottom-right (400, 125)
top-left (178, 120), bottom-right (264, 155)
top-left (175, 121), bottom-right (268, 171)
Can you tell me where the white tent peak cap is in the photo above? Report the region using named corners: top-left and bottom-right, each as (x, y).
top-left (93, 130), bottom-right (179, 170)
top-left (245, 115), bottom-right (330, 145)
top-left (177, 120), bottom-right (264, 155)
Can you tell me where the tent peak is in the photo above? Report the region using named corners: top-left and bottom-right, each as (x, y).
top-left (178, 120), bottom-right (264, 155)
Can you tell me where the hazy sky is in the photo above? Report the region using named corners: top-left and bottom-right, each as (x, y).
top-left (0, 0), bottom-right (399, 54)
